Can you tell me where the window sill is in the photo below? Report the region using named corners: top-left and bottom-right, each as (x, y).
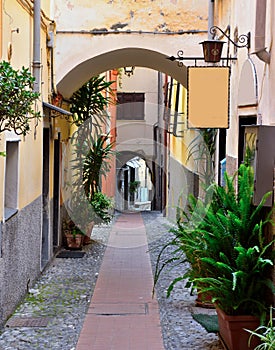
top-left (4, 207), bottom-right (18, 221)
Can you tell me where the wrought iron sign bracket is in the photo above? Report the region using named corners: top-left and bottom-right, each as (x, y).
top-left (166, 50), bottom-right (237, 67)
top-left (210, 26), bottom-right (250, 49)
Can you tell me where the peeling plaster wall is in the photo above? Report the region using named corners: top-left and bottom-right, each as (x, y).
top-left (53, 0), bottom-right (208, 98)
top-left (53, 0), bottom-right (208, 32)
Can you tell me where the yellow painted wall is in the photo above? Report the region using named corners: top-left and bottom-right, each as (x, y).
top-left (169, 83), bottom-right (194, 168)
top-left (0, 0), bottom-right (52, 213)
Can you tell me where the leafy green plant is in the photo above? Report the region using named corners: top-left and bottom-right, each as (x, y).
top-left (0, 61), bottom-right (40, 135)
top-left (192, 165), bottom-right (275, 319)
top-left (90, 191), bottom-right (113, 225)
top-left (154, 162), bottom-right (275, 321)
top-left (129, 180), bottom-right (140, 194)
top-left (71, 226), bottom-right (84, 237)
top-left (246, 307), bottom-right (275, 350)
top-left (82, 134), bottom-right (115, 200)
top-left (68, 74), bottom-right (116, 202)
top-left (70, 75), bottom-right (114, 134)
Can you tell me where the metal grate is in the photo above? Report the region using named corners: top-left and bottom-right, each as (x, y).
top-left (6, 317), bottom-right (51, 328)
top-left (88, 303), bottom-right (148, 316)
top-left (56, 250), bottom-right (85, 258)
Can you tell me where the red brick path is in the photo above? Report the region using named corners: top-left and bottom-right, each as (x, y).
top-left (76, 212), bottom-right (165, 350)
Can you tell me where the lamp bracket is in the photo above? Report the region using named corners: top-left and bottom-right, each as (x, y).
top-left (167, 50), bottom-right (237, 67)
top-left (210, 26), bottom-right (250, 49)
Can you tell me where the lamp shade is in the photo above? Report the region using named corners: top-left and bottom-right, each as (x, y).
top-left (200, 40), bottom-right (225, 63)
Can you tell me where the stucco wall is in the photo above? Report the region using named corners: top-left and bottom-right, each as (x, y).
top-left (0, 0), bottom-right (55, 327)
top-left (53, 0), bottom-right (208, 98)
top-left (167, 157), bottom-right (197, 221)
top-left (215, 0), bottom-right (275, 169)
top-left (53, 0), bottom-right (208, 32)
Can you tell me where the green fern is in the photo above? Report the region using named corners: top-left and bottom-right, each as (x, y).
top-left (153, 160), bottom-right (275, 320)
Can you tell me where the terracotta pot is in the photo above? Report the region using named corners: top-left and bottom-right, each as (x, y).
top-left (216, 307), bottom-right (261, 350)
top-left (85, 221), bottom-right (95, 236)
top-left (65, 233), bottom-right (83, 249)
top-left (83, 221), bottom-right (95, 245)
top-left (196, 290), bottom-right (215, 309)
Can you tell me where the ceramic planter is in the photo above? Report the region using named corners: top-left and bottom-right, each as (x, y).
top-left (65, 233), bottom-right (83, 249)
top-left (216, 307), bottom-right (261, 350)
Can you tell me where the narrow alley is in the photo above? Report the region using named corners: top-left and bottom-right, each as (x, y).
top-left (0, 212), bottom-right (222, 350)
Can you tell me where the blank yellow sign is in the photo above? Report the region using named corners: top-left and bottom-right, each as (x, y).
top-left (187, 67), bottom-right (230, 128)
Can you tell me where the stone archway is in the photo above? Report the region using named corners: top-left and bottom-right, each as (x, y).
top-left (116, 151), bottom-right (155, 212)
top-left (56, 47), bottom-right (191, 99)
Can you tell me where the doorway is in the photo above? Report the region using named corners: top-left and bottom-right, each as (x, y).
top-left (41, 128), bottom-right (50, 269)
top-left (53, 133), bottom-right (61, 251)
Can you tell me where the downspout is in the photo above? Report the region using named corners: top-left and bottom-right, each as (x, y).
top-left (255, 0), bottom-right (271, 63)
top-left (33, 0), bottom-right (41, 92)
top-left (208, 0), bottom-right (214, 39)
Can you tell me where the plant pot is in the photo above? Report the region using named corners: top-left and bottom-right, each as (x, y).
top-left (83, 221), bottom-right (95, 245)
top-left (65, 233), bottom-right (83, 250)
top-left (196, 290), bottom-right (214, 309)
top-left (216, 307), bottom-right (261, 350)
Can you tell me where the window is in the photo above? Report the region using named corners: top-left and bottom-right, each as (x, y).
top-left (4, 141), bottom-right (19, 220)
top-left (117, 92), bottom-right (145, 120)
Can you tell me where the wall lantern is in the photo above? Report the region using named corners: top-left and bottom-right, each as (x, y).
top-left (123, 66), bottom-right (135, 77)
top-left (167, 25), bottom-right (250, 65)
top-left (200, 39), bottom-right (225, 63)
top-left (200, 26), bottom-right (250, 63)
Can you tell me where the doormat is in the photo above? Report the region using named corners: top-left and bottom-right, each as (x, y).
top-left (56, 250), bottom-right (85, 258)
top-left (192, 313), bottom-right (219, 333)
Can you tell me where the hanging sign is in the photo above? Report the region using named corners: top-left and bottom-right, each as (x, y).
top-left (187, 66), bottom-right (230, 128)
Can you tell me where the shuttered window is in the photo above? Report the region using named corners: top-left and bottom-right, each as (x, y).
top-left (117, 93), bottom-right (145, 120)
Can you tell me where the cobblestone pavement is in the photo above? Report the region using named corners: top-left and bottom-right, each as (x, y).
top-left (0, 211), bottom-right (223, 350)
top-left (143, 211), bottom-right (223, 350)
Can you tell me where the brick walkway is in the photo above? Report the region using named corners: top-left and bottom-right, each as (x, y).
top-left (76, 212), bottom-right (165, 350)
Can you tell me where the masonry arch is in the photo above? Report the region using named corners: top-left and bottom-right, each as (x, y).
top-left (56, 45), bottom-right (200, 214)
top-left (116, 151), bottom-right (155, 212)
top-left (56, 47), bottom-right (190, 99)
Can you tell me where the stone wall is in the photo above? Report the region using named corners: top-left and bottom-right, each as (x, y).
top-left (0, 197), bottom-right (42, 326)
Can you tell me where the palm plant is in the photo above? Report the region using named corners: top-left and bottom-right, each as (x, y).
top-left (63, 74), bottom-right (116, 234)
top-left (82, 134), bottom-right (115, 200)
top-left (70, 75), bottom-right (114, 134)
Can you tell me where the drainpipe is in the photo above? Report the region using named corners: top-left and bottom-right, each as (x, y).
top-left (255, 0), bottom-right (271, 63)
top-left (33, 0), bottom-right (41, 92)
top-left (208, 0), bottom-right (214, 39)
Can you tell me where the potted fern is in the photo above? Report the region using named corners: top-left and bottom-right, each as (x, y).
top-left (191, 163), bottom-right (275, 350)
top-left (154, 161), bottom-right (275, 350)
